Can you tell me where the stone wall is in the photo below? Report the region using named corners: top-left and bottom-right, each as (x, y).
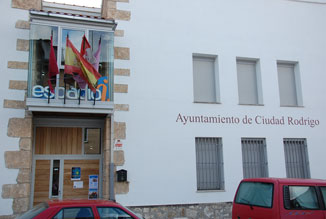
top-left (1, 1), bottom-right (37, 217)
top-left (129, 202), bottom-right (233, 219)
top-left (102, 0), bottom-right (131, 195)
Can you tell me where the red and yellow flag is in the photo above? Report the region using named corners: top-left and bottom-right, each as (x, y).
top-left (64, 37), bottom-right (101, 92)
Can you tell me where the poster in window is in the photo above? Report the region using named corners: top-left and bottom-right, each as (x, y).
top-left (88, 189), bottom-right (98, 200)
top-left (71, 167), bottom-right (81, 180)
top-left (89, 175), bottom-right (98, 189)
top-left (88, 175), bottom-right (98, 199)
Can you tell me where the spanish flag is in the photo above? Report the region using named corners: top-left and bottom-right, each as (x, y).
top-left (64, 36), bottom-right (101, 93)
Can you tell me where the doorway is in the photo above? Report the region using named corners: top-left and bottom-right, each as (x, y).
top-left (31, 118), bottom-right (104, 207)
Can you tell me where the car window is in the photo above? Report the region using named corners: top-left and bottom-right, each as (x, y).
top-left (284, 186), bottom-right (319, 210)
top-left (235, 181), bottom-right (273, 208)
top-left (18, 203), bottom-right (49, 219)
top-left (97, 207), bottom-right (133, 219)
top-left (53, 207), bottom-right (94, 219)
top-left (320, 187), bottom-right (326, 206)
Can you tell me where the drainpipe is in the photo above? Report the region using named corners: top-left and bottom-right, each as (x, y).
top-left (109, 114), bottom-right (115, 201)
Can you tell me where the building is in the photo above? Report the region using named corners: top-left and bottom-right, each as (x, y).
top-left (0, 0), bottom-right (326, 218)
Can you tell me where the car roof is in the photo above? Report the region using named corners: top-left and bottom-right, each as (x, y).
top-left (241, 177), bottom-right (326, 185)
top-left (46, 199), bottom-right (121, 207)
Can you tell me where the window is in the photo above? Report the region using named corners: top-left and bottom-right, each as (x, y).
top-left (320, 187), bottom-right (326, 207)
top-left (97, 207), bottom-right (133, 219)
top-left (195, 137), bottom-right (224, 190)
top-left (192, 55), bottom-right (219, 103)
top-left (235, 182), bottom-right (273, 208)
top-left (84, 128), bottom-right (101, 154)
top-left (241, 138), bottom-right (268, 178)
top-left (277, 62), bottom-right (302, 106)
top-left (283, 138), bottom-right (310, 178)
top-left (236, 59), bottom-right (263, 105)
top-left (53, 207), bottom-right (93, 219)
top-left (284, 186), bottom-right (319, 210)
top-left (28, 11), bottom-right (115, 104)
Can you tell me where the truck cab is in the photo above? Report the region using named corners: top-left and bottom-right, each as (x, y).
top-left (232, 178), bottom-right (326, 219)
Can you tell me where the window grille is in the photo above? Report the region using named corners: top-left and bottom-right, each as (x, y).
top-left (195, 137), bottom-right (224, 190)
top-left (284, 138), bottom-right (310, 178)
top-left (241, 138), bottom-right (268, 179)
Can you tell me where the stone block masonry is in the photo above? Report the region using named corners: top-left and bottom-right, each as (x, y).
top-left (129, 202), bottom-right (232, 219)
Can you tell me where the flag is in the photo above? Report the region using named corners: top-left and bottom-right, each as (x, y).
top-left (81, 35), bottom-right (101, 71)
top-left (64, 36), bottom-right (101, 92)
top-left (48, 35), bottom-right (59, 93)
top-left (64, 36), bottom-right (86, 89)
top-left (93, 37), bottom-right (101, 71)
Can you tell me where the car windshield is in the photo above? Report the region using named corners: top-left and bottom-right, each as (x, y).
top-left (17, 202), bottom-right (48, 219)
top-left (235, 181), bottom-right (274, 208)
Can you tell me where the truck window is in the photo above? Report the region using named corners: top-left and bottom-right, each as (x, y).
top-left (284, 186), bottom-right (319, 210)
top-left (235, 182), bottom-right (273, 208)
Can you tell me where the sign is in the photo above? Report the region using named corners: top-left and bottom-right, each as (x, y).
top-left (89, 175), bottom-right (98, 189)
top-left (88, 175), bottom-right (98, 200)
top-left (176, 113), bottom-right (321, 128)
top-left (71, 167), bottom-right (81, 180)
top-left (31, 76), bottom-right (110, 101)
top-left (115, 139), bottom-right (123, 148)
top-left (73, 181), bottom-right (83, 189)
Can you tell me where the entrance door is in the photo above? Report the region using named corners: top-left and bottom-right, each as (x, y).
top-left (33, 159), bottom-right (100, 205)
top-left (63, 159), bottom-right (99, 199)
top-left (33, 160), bottom-right (51, 205)
top-left (32, 125), bottom-right (102, 206)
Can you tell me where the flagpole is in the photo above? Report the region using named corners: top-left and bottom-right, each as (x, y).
top-left (48, 86), bottom-right (51, 103)
top-left (64, 81), bottom-right (66, 104)
top-left (48, 30), bottom-right (55, 104)
top-left (93, 90), bottom-right (96, 105)
top-left (78, 89), bottom-right (81, 105)
top-left (64, 34), bottom-right (69, 105)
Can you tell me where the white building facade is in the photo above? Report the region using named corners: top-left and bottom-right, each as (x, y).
top-left (0, 0), bottom-right (326, 218)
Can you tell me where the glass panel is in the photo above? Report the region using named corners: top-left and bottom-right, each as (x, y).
top-left (89, 30), bottom-right (114, 102)
top-left (287, 186), bottom-right (319, 209)
top-left (97, 207), bottom-right (133, 219)
top-left (29, 24), bottom-right (114, 102)
top-left (84, 128), bottom-right (101, 154)
top-left (235, 182), bottom-right (273, 208)
top-left (321, 187), bottom-right (326, 207)
top-left (51, 160), bottom-right (60, 197)
top-left (53, 207), bottom-right (93, 219)
top-left (29, 24), bottom-right (58, 98)
top-left (60, 29), bottom-right (85, 100)
top-left (61, 29), bottom-right (85, 66)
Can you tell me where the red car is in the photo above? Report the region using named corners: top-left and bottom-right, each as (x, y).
top-left (18, 199), bottom-right (143, 219)
top-left (232, 178), bottom-right (326, 219)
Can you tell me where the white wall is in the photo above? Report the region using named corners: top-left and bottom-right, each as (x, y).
top-left (114, 0), bottom-right (326, 206)
top-left (0, 0), bottom-right (30, 215)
